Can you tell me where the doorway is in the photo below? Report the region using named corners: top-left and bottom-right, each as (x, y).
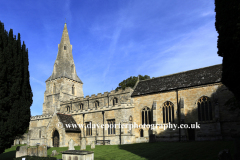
top-left (53, 130), bottom-right (59, 147)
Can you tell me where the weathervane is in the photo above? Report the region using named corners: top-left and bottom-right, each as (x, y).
top-left (65, 18), bottom-right (66, 24)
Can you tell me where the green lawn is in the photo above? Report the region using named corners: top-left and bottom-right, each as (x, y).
top-left (0, 141), bottom-right (236, 160)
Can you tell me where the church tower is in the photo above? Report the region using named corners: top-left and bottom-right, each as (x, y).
top-left (42, 23), bottom-right (83, 115)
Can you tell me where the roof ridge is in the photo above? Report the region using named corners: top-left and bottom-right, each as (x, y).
top-left (139, 64), bottom-right (222, 83)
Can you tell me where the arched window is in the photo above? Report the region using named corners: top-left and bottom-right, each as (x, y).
top-left (162, 101), bottom-right (174, 123)
top-left (64, 45), bottom-right (67, 50)
top-left (95, 101), bottom-right (99, 108)
top-left (141, 107), bottom-right (151, 125)
top-left (197, 96), bottom-right (213, 121)
top-left (67, 106), bottom-right (71, 112)
top-left (53, 83), bottom-right (56, 94)
top-left (140, 129), bottom-right (144, 137)
top-left (79, 103), bottom-right (84, 110)
top-left (129, 116), bottom-right (133, 134)
top-left (113, 97), bottom-right (118, 106)
top-left (72, 85), bottom-right (75, 95)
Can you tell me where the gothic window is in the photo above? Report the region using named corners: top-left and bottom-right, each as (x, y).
top-left (162, 101), bottom-right (174, 123)
top-left (64, 45), bottom-right (67, 50)
top-left (141, 107), bottom-right (151, 125)
top-left (197, 96), bottom-right (213, 121)
top-left (129, 116), bottom-right (132, 134)
top-left (67, 106), bottom-right (71, 112)
top-left (94, 101), bottom-right (99, 108)
top-left (53, 84), bottom-right (56, 94)
top-left (140, 129), bottom-right (144, 137)
top-left (113, 97), bottom-right (118, 106)
top-left (72, 85), bottom-right (75, 95)
top-left (79, 103), bottom-right (83, 110)
top-left (85, 122), bottom-right (92, 136)
top-left (107, 119), bottom-right (115, 135)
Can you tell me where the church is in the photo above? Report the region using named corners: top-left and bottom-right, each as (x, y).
top-left (14, 24), bottom-right (240, 147)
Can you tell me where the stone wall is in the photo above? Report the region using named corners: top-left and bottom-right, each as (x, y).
top-left (132, 83), bottom-right (240, 141)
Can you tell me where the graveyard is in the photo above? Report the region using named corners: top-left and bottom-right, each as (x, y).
top-left (0, 140), bottom-right (236, 160)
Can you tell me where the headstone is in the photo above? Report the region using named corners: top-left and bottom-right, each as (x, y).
top-left (37, 145), bottom-right (47, 157)
top-left (218, 149), bottom-right (232, 160)
top-left (80, 138), bottom-right (86, 150)
top-left (16, 146), bottom-right (28, 158)
top-left (51, 150), bottom-right (58, 156)
top-left (68, 139), bottom-right (75, 150)
top-left (91, 141), bottom-right (95, 149)
top-left (28, 147), bottom-right (38, 156)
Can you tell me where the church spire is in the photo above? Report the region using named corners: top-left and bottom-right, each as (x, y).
top-left (46, 23), bottom-right (82, 83)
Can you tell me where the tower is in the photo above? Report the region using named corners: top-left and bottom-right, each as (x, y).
top-left (42, 23), bottom-right (83, 115)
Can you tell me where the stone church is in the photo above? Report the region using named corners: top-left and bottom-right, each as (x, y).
top-left (14, 24), bottom-right (240, 147)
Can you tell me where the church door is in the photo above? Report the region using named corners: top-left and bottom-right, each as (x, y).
top-left (53, 130), bottom-right (59, 147)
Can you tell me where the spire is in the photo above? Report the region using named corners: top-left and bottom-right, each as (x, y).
top-left (46, 23), bottom-right (82, 83)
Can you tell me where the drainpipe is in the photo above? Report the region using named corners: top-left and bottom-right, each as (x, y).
top-left (177, 89), bottom-right (181, 141)
top-left (120, 122), bottom-right (122, 145)
top-left (83, 114), bottom-right (85, 138)
top-left (102, 111), bottom-right (105, 145)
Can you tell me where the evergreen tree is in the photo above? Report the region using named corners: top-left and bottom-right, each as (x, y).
top-left (215, 1), bottom-right (240, 105)
top-left (115, 75), bottom-right (150, 91)
top-left (0, 21), bottom-right (33, 154)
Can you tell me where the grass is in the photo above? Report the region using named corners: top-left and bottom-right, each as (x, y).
top-left (0, 141), bottom-right (236, 160)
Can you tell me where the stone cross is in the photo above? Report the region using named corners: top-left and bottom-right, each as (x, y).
top-left (68, 139), bottom-right (75, 150)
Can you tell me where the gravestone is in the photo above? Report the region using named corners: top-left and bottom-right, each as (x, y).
top-left (16, 146), bottom-right (28, 158)
top-left (37, 145), bottom-right (47, 157)
top-left (51, 150), bottom-right (58, 156)
top-left (81, 138), bottom-right (86, 150)
top-left (218, 149), bottom-right (232, 160)
top-left (91, 141), bottom-right (95, 149)
top-left (68, 139), bottom-right (75, 150)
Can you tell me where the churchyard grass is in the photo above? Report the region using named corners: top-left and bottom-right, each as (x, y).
top-left (0, 141), bottom-right (235, 160)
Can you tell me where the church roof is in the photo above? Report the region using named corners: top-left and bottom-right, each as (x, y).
top-left (57, 113), bottom-right (81, 132)
top-left (46, 23), bottom-right (82, 83)
top-left (131, 64), bottom-right (222, 97)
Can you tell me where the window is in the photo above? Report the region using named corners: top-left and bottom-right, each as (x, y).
top-left (72, 85), bottom-right (75, 95)
top-left (141, 107), bottom-right (151, 125)
top-left (162, 101), bottom-right (174, 123)
top-left (107, 119), bottom-right (115, 135)
top-left (39, 130), bottom-right (41, 138)
top-left (67, 106), bottom-right (71, 112)
top-left (129, 116), bottom-right (132, 134)
top-left (64, 45), bottom-right (67, 50)
top-left (53, 84), bottom-right (56, 94)
top-left (79, 103), bottom-right (83, 110)
top-left (197, 96), bottom-right (213, 121)
top-left (85, 122), bottom-right (92, 136)
top-left (140, 129), bottom-right (144, 137)
top-left (113, 97), bottom-right (118, 106)
top-left (94, 101), bottom-right (99, 108)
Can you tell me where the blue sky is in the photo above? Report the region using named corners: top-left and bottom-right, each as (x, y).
top-left (0, 0), bottom-right (222, 116)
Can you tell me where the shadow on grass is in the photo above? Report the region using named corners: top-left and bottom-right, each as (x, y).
top-left (118, 141), bottom-right (235, 160)
top-left (0, 150), bottom-right (16, 160)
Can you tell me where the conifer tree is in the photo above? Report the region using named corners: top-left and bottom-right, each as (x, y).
top-left (215, 1), bottom-right (240, 104)
top-left (0, 21), bottom-right (33, 154)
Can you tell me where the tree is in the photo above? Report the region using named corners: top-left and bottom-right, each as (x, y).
top-left (215, 1), bottom-right (240, 105)
top-left (115, 75), bottom-right (150, 91)
top-left (0, 21), bottom-right (33, 154)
